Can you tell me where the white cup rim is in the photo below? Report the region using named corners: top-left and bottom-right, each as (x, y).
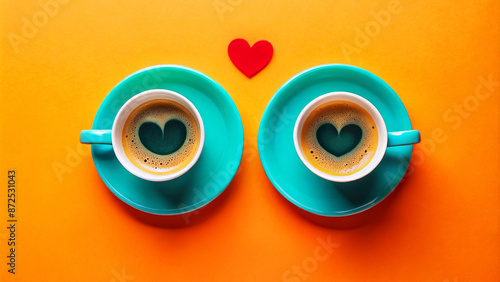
top-left (111, 89), bottom-right (205, 182)
top-left (293, 92), bottom-right (388, 182)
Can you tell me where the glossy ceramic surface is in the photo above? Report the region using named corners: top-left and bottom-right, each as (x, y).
top-left (258, 64), bottom-right (415, 216)
top-left (90, 65), bottom-right (244, 215)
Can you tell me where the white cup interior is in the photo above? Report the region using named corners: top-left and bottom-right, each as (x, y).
top-left (112, 89), bottom-right (205, 182)
top-left (293, 92), bottom-right (387, 182)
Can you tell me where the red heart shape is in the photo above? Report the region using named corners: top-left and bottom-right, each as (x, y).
top-left (228, 39), bottom-right (273, 78)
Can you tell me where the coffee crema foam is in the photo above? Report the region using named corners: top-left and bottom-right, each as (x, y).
top-left (301, 101), bottom-right (379, 176)
top-left (122, 99), bottom-right (200, 175)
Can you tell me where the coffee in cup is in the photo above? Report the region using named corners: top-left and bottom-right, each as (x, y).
top-left (300, 100), bottom-right (379, 176)
top-left (122, 99), bottom-right (201, 175)
top-left (294, 91), bottom-right (420, 182)
top-left (81, 89), bottom-right (204, 182)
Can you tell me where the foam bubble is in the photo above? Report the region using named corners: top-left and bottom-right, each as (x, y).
top-left (301, 101), bottom-right (379, 176)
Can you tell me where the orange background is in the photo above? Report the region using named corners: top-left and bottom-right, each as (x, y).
top-left (1, 0), bottom-right (499, 281)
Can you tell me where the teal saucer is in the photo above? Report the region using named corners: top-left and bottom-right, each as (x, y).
top-left (258, 64), bottom-right (415, 217)
top-left (90, 65), bottom-right (243, 215)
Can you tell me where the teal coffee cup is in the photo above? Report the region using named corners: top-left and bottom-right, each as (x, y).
top-left (293, 91), bottom-right (420, 182)
top-left (81, 89), bottom-right (205, 182)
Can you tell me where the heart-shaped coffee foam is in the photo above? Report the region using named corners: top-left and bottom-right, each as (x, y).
top-left (121, 100), bottom-right (199, 174)
top-left (300, 100), bottom-right (379, 176)
top-left (138, 120), bottom-right (187, 155)
top-left (316, 123), bottom-right (363, 157)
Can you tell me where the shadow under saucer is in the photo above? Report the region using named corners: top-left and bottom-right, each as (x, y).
top-left (283, 166), bottom-right (415, 229)
top-left (102, 171), bottom-right (241, 229)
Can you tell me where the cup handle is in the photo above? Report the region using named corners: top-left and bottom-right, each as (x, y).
top-left (80, 130), bottom-right (112, 144)
top-left (387, 130), bottom-right (421, 147)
